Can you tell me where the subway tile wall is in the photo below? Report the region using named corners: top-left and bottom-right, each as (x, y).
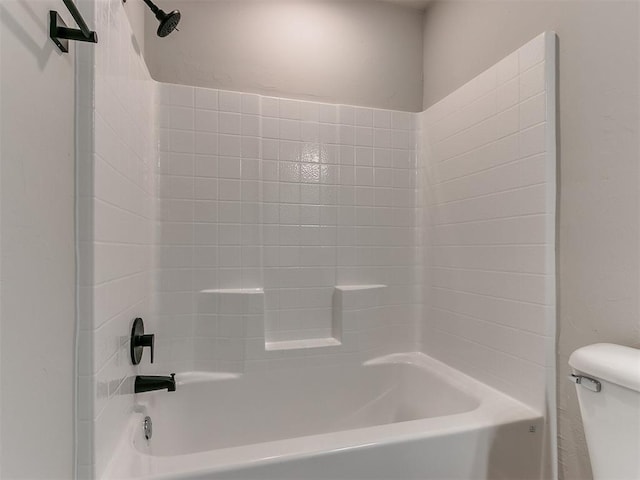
top-left (155, 85), bottom-right (422, 372)
top-left (418, 32), bottom-right (556, 414)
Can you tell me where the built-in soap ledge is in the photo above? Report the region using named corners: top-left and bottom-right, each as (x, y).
top-left (334, 285), bottom-right (387, 291)
top-left (203, 288), bottom-right (264, 294)
top-left (265, 337), bottom-right (341, 352)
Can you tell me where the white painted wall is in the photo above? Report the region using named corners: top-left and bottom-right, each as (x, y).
top-left (143, 0), bottom-right (424, 112)
top-left (422, 2), bottom-right (640, 479)
top-left (0, 0), bottom-right (76, 477)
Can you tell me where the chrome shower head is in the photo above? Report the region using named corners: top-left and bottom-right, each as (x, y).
top-left (142, 0), bottom-right (181, 37)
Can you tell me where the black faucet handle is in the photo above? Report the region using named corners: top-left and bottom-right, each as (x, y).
top-left (137, 333), bottom-right (155, 363)
top-left (130, 318), bottom-right (155, 365)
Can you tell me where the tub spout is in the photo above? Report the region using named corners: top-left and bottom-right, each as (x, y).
top-left (135, 373), bottom-right (176, 393)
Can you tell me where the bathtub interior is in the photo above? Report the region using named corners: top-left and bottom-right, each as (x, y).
top-left (105, 352), bottom-right (544, 480)
top-left (135, 355), bottom-right (481, 456)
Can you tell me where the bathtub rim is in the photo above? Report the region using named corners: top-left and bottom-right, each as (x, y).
top-left (104, 351), bottom-right (542, 480)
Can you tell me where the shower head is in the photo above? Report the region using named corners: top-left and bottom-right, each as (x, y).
top-left (156, 9), bottom-right (180, 37)
top-left (142, 0), bottom-right (181, 37)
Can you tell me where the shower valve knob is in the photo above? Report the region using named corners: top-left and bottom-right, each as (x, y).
top-left (131, 317), bottom-right (155, 365)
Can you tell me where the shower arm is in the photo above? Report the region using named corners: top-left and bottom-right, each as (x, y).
top-left (142, 0), bottom-right (161, 15)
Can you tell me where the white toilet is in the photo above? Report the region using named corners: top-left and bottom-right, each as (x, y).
top-left (569, 343), bottom-right (640, 479)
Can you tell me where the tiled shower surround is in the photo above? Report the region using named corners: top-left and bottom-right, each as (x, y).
top-left (75, 0), bottom-right (157, 475)
top-left (155, 85), bottom-right (421, 373)
top-left (75, 3), bottom-right (555, 476)
top-left (419, 32), bottom-right (556, 415)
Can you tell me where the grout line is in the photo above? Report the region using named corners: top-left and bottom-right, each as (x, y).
top-left (432, 327), bottom-right (548, 368)
top-left (430, 265), bottom-right (548, 276)
top-left (431, 181), bottom-right (546, 207)
top-left (429, 150), bottom-right (546, 187)
top-left (432, 212), bottom-right (548, 227)
top-left (430, 305), bottom-right (547, 337)
top-left (431, 285), bottom-right (551, 307)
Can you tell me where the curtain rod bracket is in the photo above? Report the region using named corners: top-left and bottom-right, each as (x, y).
top-left (50, 0), bottom-right (98, 53)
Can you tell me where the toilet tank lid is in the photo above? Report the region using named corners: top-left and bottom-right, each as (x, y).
top-left (569, 343), bottom-right (640, 393)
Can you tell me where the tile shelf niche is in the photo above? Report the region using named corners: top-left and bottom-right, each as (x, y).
top-left (196, 285), bottom-right (387, 353)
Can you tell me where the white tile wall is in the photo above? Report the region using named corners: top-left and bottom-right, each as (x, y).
top-left (418, 32), bottom-right (556, 413)
top-left (76, 0), bottom-right (157, 477)
top-left (76, 7), bottom-right (554, 475)
top-left (189, 285), bottom-right (392, 373)
top-left (156, 85), bottom-right (421, 371)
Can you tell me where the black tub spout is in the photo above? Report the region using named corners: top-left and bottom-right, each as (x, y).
top-left (135, 374), bottom-right (176, 393)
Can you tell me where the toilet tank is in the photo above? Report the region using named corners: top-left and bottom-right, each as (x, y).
top-left (569, 343), bottom-right (640, 480)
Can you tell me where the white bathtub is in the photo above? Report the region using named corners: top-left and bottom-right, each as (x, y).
top-left (105, 353), bottom-right (544, 479)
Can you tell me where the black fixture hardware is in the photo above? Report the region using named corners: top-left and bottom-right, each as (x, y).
top-left (143, 0), bottom-right (180, 38)
top-left (123, 0), bottom-right (180, 38)
top-left (143, 416), bottom-right (153, 440)
top-left (135, 374), bottom-right (176, 394)
top-left (130, 317), bottom-right (155, 365)
top-left (49, 0), bottom-right (98, 53)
